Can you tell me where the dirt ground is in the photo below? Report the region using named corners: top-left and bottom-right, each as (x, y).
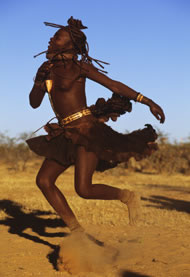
top-left (0, 161), bottom-right (190, 277)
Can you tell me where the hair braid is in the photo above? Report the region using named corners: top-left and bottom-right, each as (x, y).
top-left (40, 17), bottom-right (109, 73)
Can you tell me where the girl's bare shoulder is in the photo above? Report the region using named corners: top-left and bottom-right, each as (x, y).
top-left (80, 60), bottom-right (98, 71)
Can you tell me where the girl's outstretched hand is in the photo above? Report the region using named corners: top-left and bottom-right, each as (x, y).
top-left (149, 102), bottom-right (165, 123)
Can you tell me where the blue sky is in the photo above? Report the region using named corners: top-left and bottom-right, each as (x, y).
top-left (1, 0), bottom-right (190, 142)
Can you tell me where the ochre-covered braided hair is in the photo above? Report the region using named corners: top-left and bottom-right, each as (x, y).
top-left (35, 16), bottom-right (109, 73)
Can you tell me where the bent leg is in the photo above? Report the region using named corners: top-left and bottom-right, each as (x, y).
top-left (75, 146), bottom-right (121, 200)
top-left (75, 146), bottom-right (140, 224)
top-left (36, 159), bottom-right (82, 231)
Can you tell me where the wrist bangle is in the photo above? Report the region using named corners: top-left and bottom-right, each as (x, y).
top-left (136, 93), bottom-right (144, 102)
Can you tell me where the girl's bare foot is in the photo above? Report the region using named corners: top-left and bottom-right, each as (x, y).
top-left (119, 189), bottom-right (141, 225)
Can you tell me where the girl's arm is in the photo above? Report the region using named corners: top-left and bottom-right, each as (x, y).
top-left (29, 83), bottom-right (46, 108)
top-left (82, 63), bottom-right (165, 123)
top-left (29, 61), bottom-right (52, 108)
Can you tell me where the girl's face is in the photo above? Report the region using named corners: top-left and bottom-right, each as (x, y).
top-left (47, 29), bottom-right (73, 53)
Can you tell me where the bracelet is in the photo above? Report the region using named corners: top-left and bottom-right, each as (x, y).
top-left (136, 93), bottom-right (144, 102)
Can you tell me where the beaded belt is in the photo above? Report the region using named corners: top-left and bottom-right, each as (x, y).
top-left (59, 108), bottom-right (92, 126)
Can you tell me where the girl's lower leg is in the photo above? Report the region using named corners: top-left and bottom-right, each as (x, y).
top-left (36, 159), bottom-right (83, 233)
top-left (75, 146), bottom-right (140, 225)
top-left (39, 183), bottom-right (83, 232)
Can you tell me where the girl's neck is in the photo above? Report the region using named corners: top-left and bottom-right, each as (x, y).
top-left (47, 48), bottom-right (78, 61)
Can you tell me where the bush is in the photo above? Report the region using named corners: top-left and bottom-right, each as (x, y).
top-left (0, 132), bottom-right (37, 171)
top-left (125, 143), bottom-right (190, 174)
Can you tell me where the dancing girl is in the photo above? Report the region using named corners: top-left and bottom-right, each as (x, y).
top-left (27, 16), bottom-right (165, 235)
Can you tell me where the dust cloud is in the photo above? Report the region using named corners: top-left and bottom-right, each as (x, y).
top-left (57, 231), bottom-right (119, 274)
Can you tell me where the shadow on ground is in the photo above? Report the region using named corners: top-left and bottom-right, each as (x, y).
top-left (142, 195), bottom-right (190, 214)
top-left (143, 184), bottom-right (190, 194)
top-left (120, 270), bottom-right (152, 277)
top-left (0, 199), bottom-right (68, 250)
top-left (0, 199), bottom-right (106, 272)
top-left (47, 246), bottom-right (60, 270)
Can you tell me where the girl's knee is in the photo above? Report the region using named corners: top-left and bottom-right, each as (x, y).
top-left (36, 175), bottom-right (52, 190)
top-left (75, 182), bottom-right (91, 199)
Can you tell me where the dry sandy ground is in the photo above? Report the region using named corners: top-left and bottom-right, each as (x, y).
top-left (0, 161), bottom-right (190, 277)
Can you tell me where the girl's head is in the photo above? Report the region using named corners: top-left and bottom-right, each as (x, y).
top-left (35, 16), bottom-right (108, 73)
top-left (46, 16), bottom-right (88, 58)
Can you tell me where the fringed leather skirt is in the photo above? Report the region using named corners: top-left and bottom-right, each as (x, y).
top-left (26, 115), bottom-right (158, 172)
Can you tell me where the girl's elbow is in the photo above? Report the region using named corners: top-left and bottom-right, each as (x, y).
top-left (29, 99), bottom-right (40, 109)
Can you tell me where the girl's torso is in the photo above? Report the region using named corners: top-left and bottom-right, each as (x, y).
top-left (49, 60), bottom-right (87, 118)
